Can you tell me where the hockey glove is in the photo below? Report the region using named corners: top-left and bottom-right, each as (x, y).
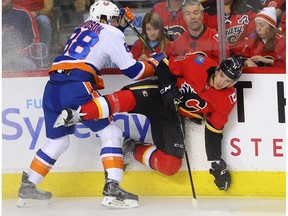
top-left (209, 159), bottom-right (231, 191)
top-left (159, 82), bottom-right (183, 112)
top-left (118, 7), bottom-right (134, 32)
top-left (146, 52), bottom-right (167, 70)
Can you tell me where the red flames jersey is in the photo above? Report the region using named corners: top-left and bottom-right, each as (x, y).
top-left (170, 54), bottom-right (237, 131)
top-left (151, 2), bottom-right (188, 40)
top-left (168, 25), bottom-right (229, 63)
top-left (204, 10), bottom-right (256, 55)
top-left (242, 33), bottom-right (286, 68)
top-left (131, 39), bottom-right (173, 60)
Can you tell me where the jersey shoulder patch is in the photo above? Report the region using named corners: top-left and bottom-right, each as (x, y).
top-left (194, 55), bottom-right (206, 64)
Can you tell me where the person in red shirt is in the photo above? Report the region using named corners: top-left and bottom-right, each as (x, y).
top-left (55, 54), bottom-right (244, 191)
top-left (242, 6), bottom-right (286, 67)
top-left (2, 0), bottom-right (40, 71)
top-left (168, 0), bottom-right (229, 63)
top-left (13, 0), bottom-right (53, 68)
top-left (204, 0), bottom-right (257, 56)
top-left (151, 0), bottom-right (187, 41)
top-left (131, 12), bottom-right (172, 61)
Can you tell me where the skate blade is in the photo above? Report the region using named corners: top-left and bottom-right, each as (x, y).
top-left (101, 196), bottom-right (139, 209)
top-left (53, 110), bottom-right (68, 128)
top-left (17, 198), bottom-right (51, 208)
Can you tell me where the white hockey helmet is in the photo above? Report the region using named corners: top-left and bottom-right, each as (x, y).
top-left (89, 1), bottom-right (120, 25)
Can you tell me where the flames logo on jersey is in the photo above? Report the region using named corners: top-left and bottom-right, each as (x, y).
top-left (226, 25), bottom-right (244, 45)
top-left (179, 82), bottom-right (207, 112)
top-left (165, 25), bottom-right (186, 40)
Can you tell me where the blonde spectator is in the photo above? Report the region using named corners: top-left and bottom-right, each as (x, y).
top-left (131, 13), bottom-right (172, 61)
top-left (242, 7), bottom-right (286, 67)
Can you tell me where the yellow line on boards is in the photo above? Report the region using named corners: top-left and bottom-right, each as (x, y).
top-left (2, 171), bottom-right (285, 198)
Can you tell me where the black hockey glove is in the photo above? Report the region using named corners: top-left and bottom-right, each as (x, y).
top-left (209, 159), bottom-right (231, 191)
top-left (159, 82), bottom-right (183, 112)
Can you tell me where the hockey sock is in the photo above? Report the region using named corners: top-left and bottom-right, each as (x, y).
top-left (134, 145), bottom-right (158, 170)
top-left (29, 149), bottom-right (55, 184)
top-left (81, 90), bottom-right (136, 120)
top-left (135, 146), bottom-right (182, 175)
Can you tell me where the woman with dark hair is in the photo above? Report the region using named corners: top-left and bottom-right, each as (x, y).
top-left (242, 6), bottom-right (286, 67)
top-left (131, 12), bottom-right (172, 61)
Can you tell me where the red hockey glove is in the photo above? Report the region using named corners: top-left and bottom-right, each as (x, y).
top-left (118, 7), bottom-right (134, 31)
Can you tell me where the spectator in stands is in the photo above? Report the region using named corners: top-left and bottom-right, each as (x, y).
top-left (2, 0), bottom-right (40, 71)
top-left (13, 0), bottom-right (53, 68)
top-left (242, 6), bottom-right (286, 68)
top-left (168, 0), bottom-right (229, 63)
top-left (151, 0), bottom-right (187, 41)
top-left (204, 0), bottom-right (257, 56)
top-left (131, 12), bottom-right (172, 61)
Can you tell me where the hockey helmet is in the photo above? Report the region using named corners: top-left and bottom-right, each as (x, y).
top-left (219, 57), bottom-right (243, 81)
top-left (89, 0), bottom-right (120, 25)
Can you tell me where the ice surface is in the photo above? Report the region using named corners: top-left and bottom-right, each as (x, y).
top-left (3, 196), bottom-right (286, 216)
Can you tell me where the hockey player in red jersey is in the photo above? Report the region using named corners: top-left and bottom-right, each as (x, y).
top-left (151, 0), bottom-right (188, 41)
top-left (168, 0), bottom-right (230, 62)
top-left (55, 54), bottom-right (243, 191)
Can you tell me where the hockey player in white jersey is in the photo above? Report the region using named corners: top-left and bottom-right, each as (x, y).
top-left (17, 0), bottom-right (166, 209)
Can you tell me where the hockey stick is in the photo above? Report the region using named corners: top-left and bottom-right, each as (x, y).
top-left (179, 115), bottom-right (198, 209)
top-left (123, 16), bottom-right (198, 208)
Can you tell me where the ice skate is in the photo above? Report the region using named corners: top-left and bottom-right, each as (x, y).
top-left (122, 138), bottom-right (152, 170)
top-left (101, 178), bottom-right (139, 208)
top-left (53, 106), bottom-right (85, 128)
top-left (17, 171), bottom-right (52, 207)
